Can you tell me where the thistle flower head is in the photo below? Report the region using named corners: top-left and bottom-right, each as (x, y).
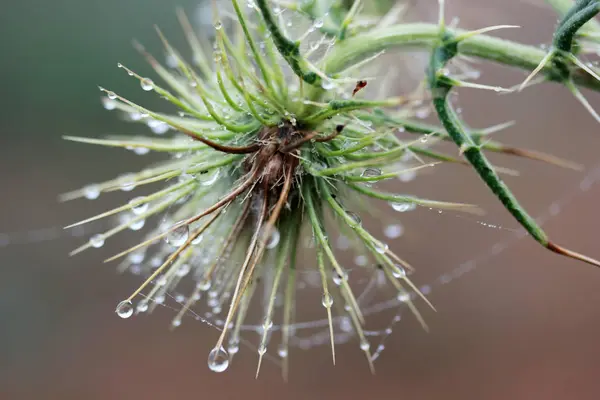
top-left (62, 0), bottom-right (600, 378)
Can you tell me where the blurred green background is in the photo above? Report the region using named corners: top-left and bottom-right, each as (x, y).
top-left (1, 1), bottom-right (600, 399)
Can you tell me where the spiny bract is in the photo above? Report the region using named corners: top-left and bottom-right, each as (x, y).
top-left (62, 0), bottom-right (600, 378)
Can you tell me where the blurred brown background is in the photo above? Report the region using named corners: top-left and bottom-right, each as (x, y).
top-left (1, 0), bottom-right (600, 399)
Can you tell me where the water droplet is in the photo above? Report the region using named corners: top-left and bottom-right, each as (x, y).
top-left (333, 269), bottom-right (348, 286)
top-left (102, 97), bottom-right (116, 110)
top-left (136, 300), bottom-right (148, 313)
top-left (390, 202), bottom-right (416, 212)
top-left (129, 250), bottom-right (145, 264)
top-left (133, 147), bottom-right (149, 155)
top-left (147, 119), bottom-right (169, 135)
top-left (199, 169), bottom-right (220, 186)
top-left (346, 211), bottom-right (362, 227)
top-left (340, 316), bottom-right (353, 332)
top-left (207, 346), bottom-right (230, 373)
top-left (361, 168), bottom-right (381, 178)
top-left (89, 234), bottom-right (105, 248)
top-left (129, 197), bottom-right (148, 215)
top-left (321, 293), bottom-right (333, 307)
top-left (321, 80), bottom-right (335, 90)
top-left (227, 340), bottom-right (239, 355)
top-left (157, 274), bottom-right (168, 286)
top-left (354, 255), bottom-right (368, 266)
top-left (392, 265), bottom-right (406, 279)
top-left (83, 184), bottom-right (100, 200)
top-left (118, 174), bottom-right (136, 191)
top-left (359, 340), bottom-right (370, 351)
top-left (196, 278), bottom-right (212, 291)
top-left (106, 91), bottom-right (117, 100)
top-left (140, 78), bottom-right (154, 91)
top-left (374, 242), bottom-right (388, 254)
top-left (129, 218), bottom-right (145, 231)
top-left (115, 300), bottom-right (133, 318)
top-left (176, 263), bottom-right (191, 277)
top-left (166, 224), bottom-right (189, 247)
top-left (214, 21), bottom-right (222, 30)
top-left (384, 224), bottom-right (404, 239)
top-left (314, 19), bottom-right (324, 28)
top-left (397, 292), bottom-right (410, 302)
top-left (171, 318), bottom-right (182, 328)
top-left (277, 345), bottom-right (288, 358)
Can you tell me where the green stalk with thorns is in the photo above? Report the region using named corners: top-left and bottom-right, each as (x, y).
top-left (63, 0), bottom-right (600, 378)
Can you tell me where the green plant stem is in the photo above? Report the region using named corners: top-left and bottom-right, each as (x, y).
top-left (318, 23), bottom-right (600, 92)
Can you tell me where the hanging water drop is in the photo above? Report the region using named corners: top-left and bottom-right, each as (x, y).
top-left (133, 147), bottom-right (149, 155)
top-left (83, 184), bottom-right (100, 200)
top-left (346, 211), bottom-right (362, 227)
top-left (129, 218), bottom-right (145, 231)
top-left (359, 340), bottom-right (370, 351)
top-left (321, 293), bottom-right (333, 307)
top-left (196, 278), bottom-right (212, 291)
top-left (214, 21), bottom-right (223, 30)
top-left (89, 234), bottom-right (105, 248)
top-left (227, 340), bottom-right (240, 355)
top-left (265, 228), bottom-right (280, 249)
top-left (199, 168), bottom-right (220, 186)
top-left (118, 174), bottom-right (136, 192)
top-left (140, 78), bottom-right (154, 91)
top-left (361, 168), bottom-right (381, 178)
top-left (390, 202), bottom-right (416, 212)
top-left (277, 345), bottom-right (288, 358)
top-left (102, 97), bottom-right (116, 110)
top-left (106, 91), bottom-right (117, 100)
top-left (166, 224), bottom-right (189, 247)
top-left (392, 265), bottom-right (406, 279)
top-left (136, 300), bottom-right (148, 313)
top-left (176, 263), bottom-right (191, 277)
top-left (115, 300), bottom-right (133, 318)
top-left (207, 346), bottom-right (230, 373)
top-left (374, 241), bottom-right (388, 254)
top-left (332, 269), bottom-right (348, 285)
top-left (129, 197), bottom-right (148, 215)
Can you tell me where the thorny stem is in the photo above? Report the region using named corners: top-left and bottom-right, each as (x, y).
top-left (428, 15), bottom-right (600, 268)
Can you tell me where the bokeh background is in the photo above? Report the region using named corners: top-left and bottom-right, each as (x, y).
top-left (2, 0), bottom-right (600, 399)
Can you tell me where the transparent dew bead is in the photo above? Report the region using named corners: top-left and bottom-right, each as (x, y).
top-left (106, 91), bottom-right (117, 100)
top-left (346, 211), bottom-right (362, 227)
top-left (314, 18), bottom-right (324, 28)
top-left (277, 345), bottom-right (288, 358)
top-left (332, 269), bottom-right (348, 286)
top-left (214, 21), bottom-right (222, 30)
top-left (115, 300), bottom-right (134, 319)
top-left (390, 202), bottom-right (416, 213)
top-left (191, 234), bottom-right (203, 245)
top-left (133, 147), bottom-right (149, 155)
top-left (397, 292), bottom-right (410, 303)
top-left (118, 174), bottom-right (136, 192)
top-left (359, 340), bottom-right (370, 351)
top-left (166, 224), bottom-right (189, 247)
top-left (392, 265), bottom-right (406, 279)
top-left (361, 167), bottom-right (382, 178)
top-left (374, 241), bottom-right (389, 254)
top-left (207, 346), bottom-right (230, 373)
top-left (171, 318), bottom-right (182, 328)
top-left (199, 168), bottom-right (220, 186)
top-left (196, 278), bottom-right (212, 292)
top-left (136, 300), bottom-right (148, 313)
top-left (321, 293), bottom-right (333, 307)
top-left (227, 340), bottom-right (240, 355)
top-left (140, 78), bottom-right (154, 91)
top-left (83, 184), bottom-right (100, 200)
top-left (129, 197), bottom-right (148, 215)
top-left (128, 218), bottom-right (145, 231)
top-left (176, 263), bottom-right (191, 277)
top-left (89, 234), bottom-right (105, 248)
top-left (102, 97), bottom-right (116, 110)
top-left (384, 224), bottom-right (404, 239)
